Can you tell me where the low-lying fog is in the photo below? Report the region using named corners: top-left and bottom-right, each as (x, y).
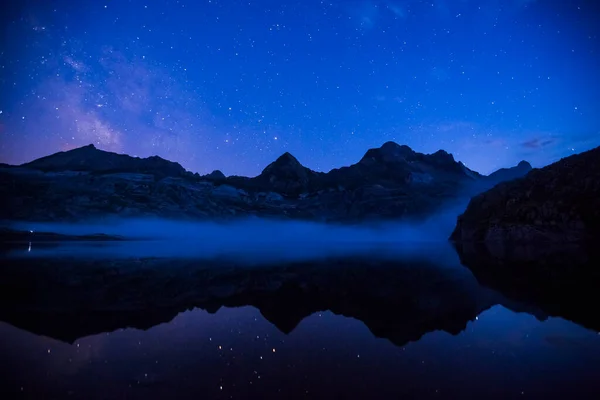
top-left (5, 203), bottom-right (465, 264)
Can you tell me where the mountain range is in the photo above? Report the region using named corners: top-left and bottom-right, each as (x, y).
top-left (0, 142), bottom-right (531, 224)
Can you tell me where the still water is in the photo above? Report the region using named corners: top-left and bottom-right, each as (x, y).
top-left (1, 241), bottom-right (599, 399)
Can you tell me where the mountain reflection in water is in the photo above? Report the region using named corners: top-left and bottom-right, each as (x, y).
top-left (1, 241), bottom-right (599, 399)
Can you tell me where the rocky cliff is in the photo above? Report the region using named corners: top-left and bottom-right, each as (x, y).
top-left (0, 142), bottom-right (530, 224)
top-left (451, 146), bottom-right (600, 242)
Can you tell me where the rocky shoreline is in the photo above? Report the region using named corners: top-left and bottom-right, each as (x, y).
top-left (451, 146), bottom-right (600, 243)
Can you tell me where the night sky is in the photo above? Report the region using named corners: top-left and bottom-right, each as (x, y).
top-left (1, 0), bottom-right (598, 176)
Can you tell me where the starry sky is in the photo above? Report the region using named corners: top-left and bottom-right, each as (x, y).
top-left (0, 0), bottom-right (599, 176)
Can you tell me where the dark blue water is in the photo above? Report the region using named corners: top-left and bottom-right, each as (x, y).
top-left (1, 241), bottom-right (599, 399)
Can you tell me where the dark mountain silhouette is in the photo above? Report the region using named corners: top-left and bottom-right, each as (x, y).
top-left (249, 151), bottom-right (321, 195)
top-left (225, 141), bottom-right (485, 197)
top-left (21, 144), bottom-right (188, 179)
top-left (204, 169), bottom-right (226, 180)
top-left (451, 146), bottom-right (600, 242)
top-left (0, 142), bottom-right (530, 223)
top-left (486, 160), bottom-right (532, 184)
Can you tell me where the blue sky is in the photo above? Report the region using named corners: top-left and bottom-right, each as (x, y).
top-left (1, 0), bottom-right (598, 175)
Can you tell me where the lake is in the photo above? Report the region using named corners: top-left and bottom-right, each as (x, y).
top-left (1, 240), bottom-right (599, 399)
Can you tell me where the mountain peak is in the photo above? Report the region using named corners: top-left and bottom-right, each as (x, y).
top-left (380, 141), bottom-right (414, 154)
top-left (429, 149), bottom-right (455, 163)
top-left (360, 142), bottom-right (416, 165)
top-left (277, 151), bottom-right (300, 164)
top-left (261, 152), bottom-right (305, 174)
top-left (486, 159), bottom-right (533, 183)
top-left (205, 170), bottom-right (226, 180)
top-left (256, 152), bottom-right (314, 195)
top-left (518, 160), bottom-right (532, 169)
top-left (69, 144), bottom-right (99, 153)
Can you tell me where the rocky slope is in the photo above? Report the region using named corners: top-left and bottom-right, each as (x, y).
top-left (0, 142), bottom-right (530, 224)
top-left (451, 146), bottom-right (600, 242)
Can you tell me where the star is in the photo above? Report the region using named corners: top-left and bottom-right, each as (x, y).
top-left (0, 0), bottom-right (597, 176)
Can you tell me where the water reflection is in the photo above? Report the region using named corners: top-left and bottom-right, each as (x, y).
top-left (1, 243), bottom-right (600, 399)
top-left (454, 241), bottom-right (600, 332)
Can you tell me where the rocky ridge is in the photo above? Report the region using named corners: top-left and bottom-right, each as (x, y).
top-left (0, 142), bottom-right (530, 224)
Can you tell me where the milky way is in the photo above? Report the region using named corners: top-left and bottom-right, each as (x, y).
top-left (1, 0), bottom-right (599, 176)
